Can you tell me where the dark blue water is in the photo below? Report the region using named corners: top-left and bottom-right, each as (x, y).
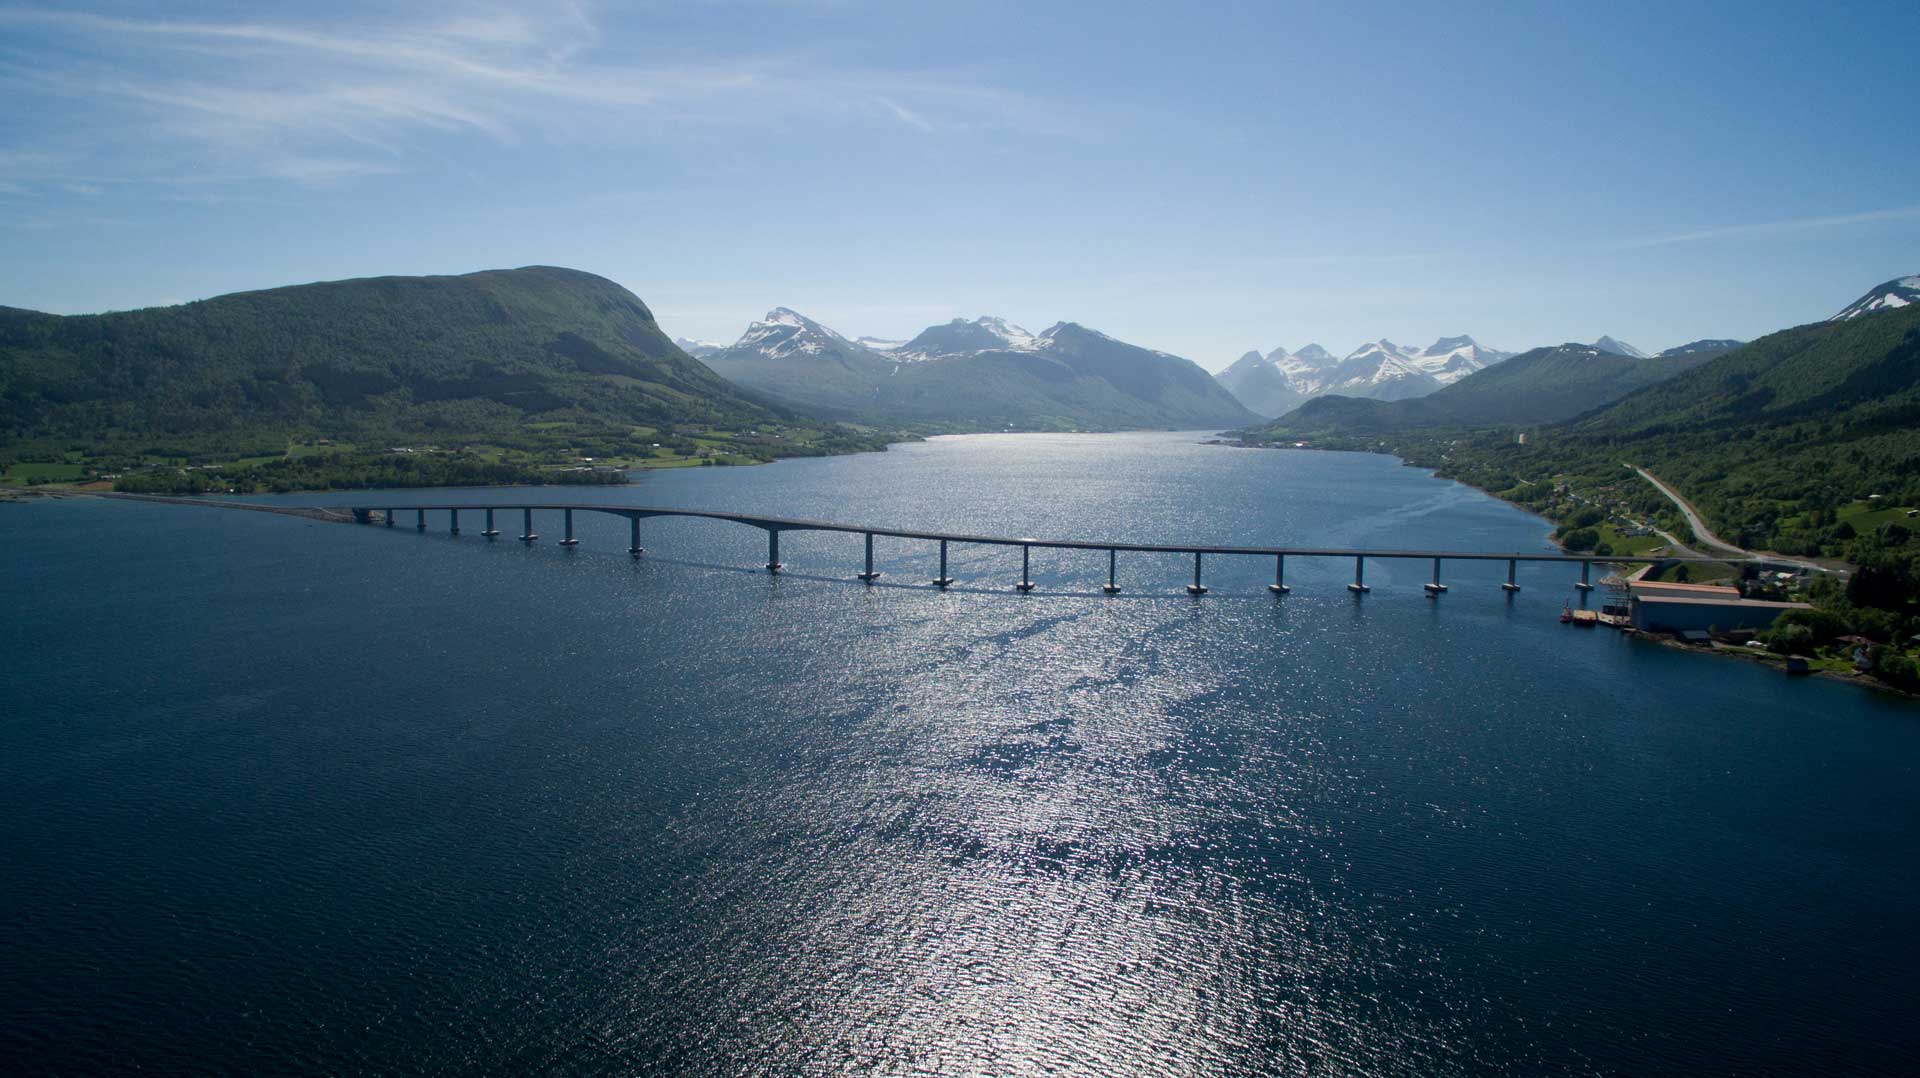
top-left (3, 433), bottom-right (1916, 1076)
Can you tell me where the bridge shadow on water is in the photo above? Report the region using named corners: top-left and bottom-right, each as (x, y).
top-left (443, 539), bottom-right (1571, 609)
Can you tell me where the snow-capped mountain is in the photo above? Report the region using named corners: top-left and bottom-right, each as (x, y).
top-left (1215, 349), bottom-right (1306, 418)
top-left (894, 316), bottom-right (1044, 360)
top-left (1322, 341), bottom-right (1441, 401)
top-left (673, 336), bottom-right (725, 359)
top-left (854, 336), bottom-right (906, 352)
top-left (1219, 336), bottom-right (1514, 414)
top-left (1415, 336), bottom-right (1515, 383)
top-left (1832, 276), bottom-right (1920, 321)
top-left (1268, 343), bottom-right (1336, 381)
top-left (1593, 335), bottom-right (1649, 358)
top-left (721, 308), bottom-right (869, 362)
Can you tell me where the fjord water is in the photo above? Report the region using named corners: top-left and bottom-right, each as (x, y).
top-left (3, 433), bottom-right (1916, 1076)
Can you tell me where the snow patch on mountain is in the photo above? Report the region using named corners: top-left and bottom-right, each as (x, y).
top-left (1217, 335), bottom-right (1513, 411)
top-left (892, 315), bottom-right (1047, 361)
top-left (728, 307), bottom-right (857, 359)
top-left (1593, 335), bottom-right (1649, 358)
top-left (1832, 275), bottom-right (1920, 321)
top-left (673, 336), bottom-right (725, 359)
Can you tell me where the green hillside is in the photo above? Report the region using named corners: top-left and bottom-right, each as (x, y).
top-left (0, 267), bottom-right (887, 490)
top-left (1566, 305), bottom-right (1920, 436)
top-left (703, 336), bottom-right (895, 416)
top-left (1249, 343), bottom-right (1724, 437)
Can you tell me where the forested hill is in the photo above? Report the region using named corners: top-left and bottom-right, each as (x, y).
top-left (0, 266), bottom-right (784, 454)
top-left (1567, 303), bottom-right (1920, 436)
top-left (1252, 342), bottom-right (1725, 436)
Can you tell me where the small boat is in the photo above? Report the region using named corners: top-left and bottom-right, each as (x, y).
top-left (1571, 609), bottom-right (1600, 627)
top-left (1559, 603), bottom-right (1573, 624)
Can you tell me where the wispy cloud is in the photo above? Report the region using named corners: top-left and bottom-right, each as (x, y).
top-left (0, 3), bottom-right (1051, 191)
top-left (1608, 205), bottom-right (1920, 250)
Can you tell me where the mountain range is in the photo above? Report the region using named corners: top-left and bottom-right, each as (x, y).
top-left (1217, 328), bottom-right (1760, 420)
top-left (702, 311), bottom-right (1254, 429)
top-left (1256, 342), bottom-right (1734, 436)
top-left (1215, 336), bottom-right (1515, 417)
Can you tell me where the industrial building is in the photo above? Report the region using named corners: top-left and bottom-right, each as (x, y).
top-left (1626, 578), bottom-right (1811, 634)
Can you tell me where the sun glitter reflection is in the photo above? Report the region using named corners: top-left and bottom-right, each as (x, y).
top-left (676, 593), bottom-right (1479, 1075)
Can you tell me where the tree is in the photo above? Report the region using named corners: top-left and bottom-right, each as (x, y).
top-left (1871, 649), bottom-right (1920, 691)
top-left (1847, 555), bottom-right (1912, 611)
top-left (1561, 528), bottom-right (1600, 552)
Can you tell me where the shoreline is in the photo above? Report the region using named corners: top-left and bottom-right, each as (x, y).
top-left (1637, 629), bottom-right (1917, 699)
top-left (1222, 439), bottom-right (1902, 697)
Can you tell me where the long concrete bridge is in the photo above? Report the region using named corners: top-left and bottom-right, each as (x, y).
top-left (347, 501), bottom-right (1722, 596)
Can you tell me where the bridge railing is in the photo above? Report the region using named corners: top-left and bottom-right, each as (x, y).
top-left (355, 501), bottom-right (1722, 597)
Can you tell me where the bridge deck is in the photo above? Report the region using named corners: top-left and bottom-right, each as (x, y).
top-left (345, 501), bottom-right (1723, 565)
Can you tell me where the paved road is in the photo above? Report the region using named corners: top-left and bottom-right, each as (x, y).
top-left (1631, 467), bottom-right (1747, 558)
top-left (92, 491), bottom-right (355, 523)
top-left (1630, 466), bottom-right (1834, 573)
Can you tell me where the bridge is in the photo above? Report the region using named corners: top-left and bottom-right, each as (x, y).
top-left (343, 501), bottom-right (1723, 596)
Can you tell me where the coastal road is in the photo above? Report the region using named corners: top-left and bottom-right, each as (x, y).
top-left (1630, 465), bottom-right (1833, 573)
top-left (1631, 466), bottom-right (1747, 558)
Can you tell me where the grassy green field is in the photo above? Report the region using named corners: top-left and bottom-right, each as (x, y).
top-left (1594, 523), bottom-right (1669, 557)
top-left (1651, 560), bottom-right (1741, 586)
top-left (1, 462), bottom-right (87, 483)
top-left (1835, 500), bottom-right (1916, 533)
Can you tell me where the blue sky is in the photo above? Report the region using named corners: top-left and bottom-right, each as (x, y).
top-left (1, 1), bottom-right (1916, 369)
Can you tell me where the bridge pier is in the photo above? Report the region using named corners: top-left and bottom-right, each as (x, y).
top-left (519, 507), bottom-right (538, 543)
top-left (857, 532), bottom-right (880, 582)
top-left (1502, 558), bottom-right (1521, 592)
top-left (1187, 551), bottom-right (1208, 595)
top-left (449, 508), bottom-right (459, 535)
top-left (766, 529), bottom-right (783, 573)
top-left (1103, 549), bottom-right (1121, 594)
top-left (1425, 556), bottom-right (1448, 595)
top-left (932, 540), bottom-right (954, 588)
top-left (1575, 561), bottom-right (1594, 591)
top-left (628, 517), bottom-right (644, 557)
top-left (385, 508), bottom-right (396, 527)
top-left (559, 508), bottom-right (579, 546)
top-left (1348, 555), bottom-right (1370, 594)
top-left (1269, 553), bottom-right (1289, 594)
top-left (1015, 544), bottom-right (1036, 591)
top-left (482, 507), bottom-right (499, 538)
top-left (415, 508), bottom-right (426, 531)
